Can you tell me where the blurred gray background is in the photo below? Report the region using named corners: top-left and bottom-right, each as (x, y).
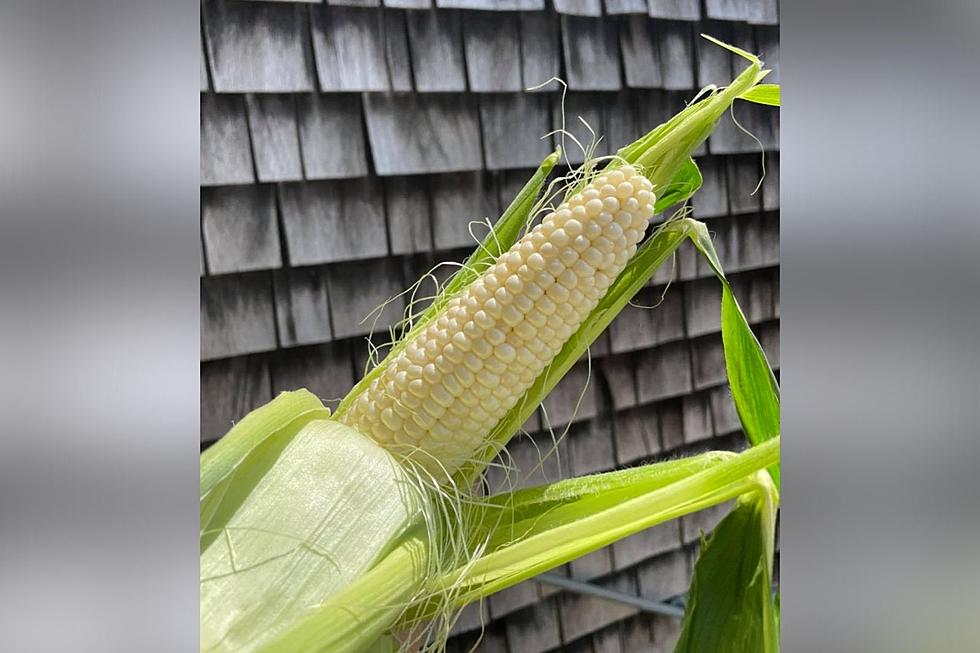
top-left (199, 1), bottom-right (779, 650)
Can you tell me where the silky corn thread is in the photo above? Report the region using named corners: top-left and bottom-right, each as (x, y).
top-left (341, 167), bottom-right (655, 476)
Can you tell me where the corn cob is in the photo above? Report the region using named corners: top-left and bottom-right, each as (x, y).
top-left (340, 166), bottom-right (655, 476)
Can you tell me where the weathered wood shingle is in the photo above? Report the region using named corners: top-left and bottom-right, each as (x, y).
top-left (296, 93), bottom-right (369, 180)
top-left (480, 93), bottom-right (553, 169)
top-left (605, 0), bottom-right (647, 14)
top-left (271, 341), bottom-right (355, 405)
top-left (635, 340), bottom-right (692, 403)
top-left (462, 11), bottom-right (522, 92)
top-left (201, 94), bottom-right (254, 186)
top-left (647, 0), bottom-right (700, 21)
top-left (705, 0), bottom-right (777, 25)
top-left (620, 16), bottom-right (664, 88)
top-left (201, 355), bottom-right (271, 443)
top-left (561, 15), bottom-right (623, 91)
top-left (657, 20), bottom-right (696, 89)
top-left (520, 10), bottom-right (561, 90)
top-left (364, 93), bottom-right (483, 175)
top-left (201, 272), bottom-right (278, 360)
top-left (384, 176), bottom-right (432, 254)
top-left (310, 5), bottom-right (391, 91)
top-left (430, 171), bottom-right (500, 249)
top-left (279, 178), bottom-right (388, 265)
top-left (201, 185), bottom-right (282, 274)
top-left (325, 257), bottom-right (406, 338)
top-left (245, 94), bottom-right (303, 183)
top-left (406, 9), bottom-right (467, 92)
top-left (554, 0), bottom-right (603, 16)
top-left (202, 0), bottom-right (314, 92)
top-left (272, 266), bottom-right (332, 347)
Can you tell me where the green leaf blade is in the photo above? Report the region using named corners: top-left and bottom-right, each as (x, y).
top-left (739, 84), bottom-right (781, 107)
top-left (674, 486), bottom-right (779, 653)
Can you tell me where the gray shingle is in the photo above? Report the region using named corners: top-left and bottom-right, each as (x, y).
top-left (406, 9), bottom-right (467, 92)
top-left (486, 430), bottom-right (568, 493)
top-left (657, 20), bottom-right (696, 90)
top-left (553, 92), bottom-right (607, 166)
top-left (489, 580), bottom-right (540, 620)
top-left (449, 600), bottom-right (489, 635)
top-left (554, 0), bottom-right (602, 16)
top-left (310, 5), bottom-right (390, 91)
top-left (245, 94), bottom-right (303, 183)
top-left (683, 277), bottom-right (722, 337)
top-left (569, 544), bottom-right (614, 581)
top-left (326, 257), bottom-right (407, 338)
top-left (601, 352), bottom-right (638, 411)
top-left (541, 362), bottom-right (598, 428)
top-left (619, 614), bottom-right (657, 652)
top-left (201, 355), bottom-right (272, 443)
top-left (612, 520), bottom-right (681, 569)
top-left (385, 176), bottom-right (432, 254)
top-left (647, 0), bottom-right (700, 21)
top-left (363, 93), bottom-right (484, 175)
top-left (200, 35), bottom-right (210, 92)
top-left (695, 21), bottom-right (732, 88)
top-left (734, 214), bottom-right (763, 270)
top-left (297, 93), bottom-right (369, 180)
top-left (384, 0), bottom-right (432, 8)
top-left (430, 171), bottom-right (500, 250)
top-left (636, 549), bottom-right (689, 599)
top-left (620, 16), bottom-right (664, 88)
top-left (201, 185), bottom-right (282, 274)
top-left (609, 296), bottom-right (659, 353)
top-left (682, 392), bottom-right (714, 442)
top-left (279, 178), bottom-right (388, 265)
top-left (613, 402), bottom-right (661, 465)
top-left (728, 155), bottom-right (763, 213)
top-left (383, 9), bottom-right (414, 91)
top-left (201, 94), bottom-right (254, 187)
top-left (201, 272), bottom-right (278, 360)
top-left (270, 341), bottom-right (355, 406)
top-left (520, 10), bottom-right (561, 90)
top-left (757, 25), bottom-right (780, 82)
top-left (650, 233), bottom-right (697, 284)
top-left (437, 0), bottom-right (544, 8)
top-left (593, 625), bottom-right (625, 653)
top-left (651, 612), bottom-right (683, 652)
top-left (272, 266), bottom-right (332, 347)
top-left (605, 0), bottom-right (647, 14)
top-left (762, 151), bottom-right (779, 210)
top-left (691, 155), bottom-right (728, 218)
top-left (451, 620), bottom-right (509, 653)
top-left (690, 333), bottom-right (725, 389)
top-left (561, 15), bottom-right (623, 91)
top-left (462, 12), bottom-right (522, 93)
top-left (658, 399), bottom-right (684, 450)
top-left (706, 0), bottom-right (777, 25)
top-left (708, 384), bottom-right (740, 435)
top-left (636, 340), bottom-right (692, 403)
top-left (771, 266), bottom-right (779, 317)
top-left (480, 93), bottom-right (553, 169)
top-left (202, 0), bottom-right (314, 92)
top-left (761, 211), bottom-right (779, 265)
top-left (329, 0), bottom-right (380, 6)
top-left (505, 598), bottom-right (563, 653)
top-left (559, 572), bottom-right (639, 643)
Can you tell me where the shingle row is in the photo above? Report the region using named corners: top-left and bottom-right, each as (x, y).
top-left (203, 91), bottom-right (777, 185)
top-left (202, 3), bottom-right (776, 95)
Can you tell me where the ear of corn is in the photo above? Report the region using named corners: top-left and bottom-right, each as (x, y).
top-left (340, 167), bottom-right (655, 476)
top-left (201, 43), bottom-right (780, 653)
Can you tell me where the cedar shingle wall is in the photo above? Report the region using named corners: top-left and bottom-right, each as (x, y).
top-left (200, 1), bottom-right (779, 650)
